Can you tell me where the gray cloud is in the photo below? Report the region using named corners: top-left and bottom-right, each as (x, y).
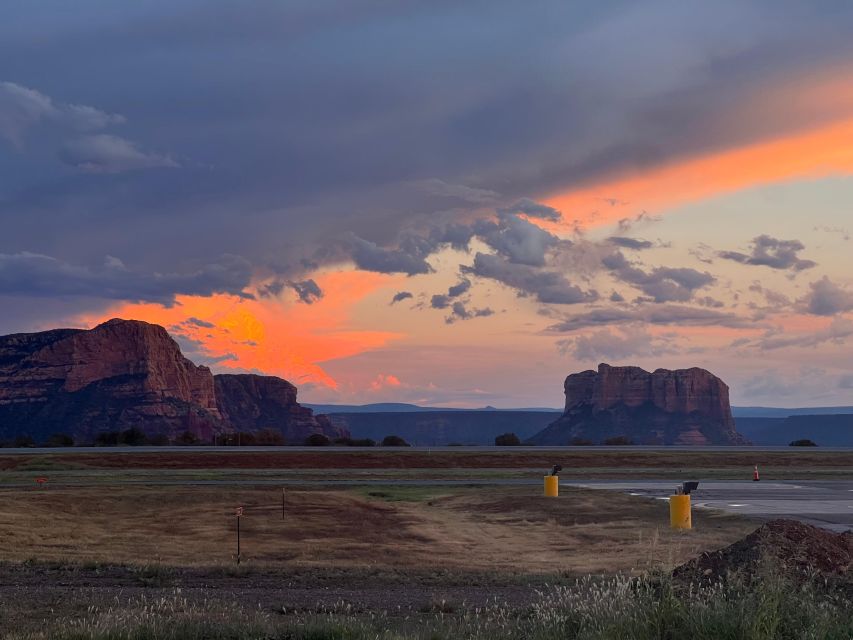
top-left (390, 291), bottom-right (413, 305)
top-left (348, 235), bottom-right (433, 276)
top-left (185, 316), bottom-right (215, 328)
top-left (445, 301), bottom-right (494, 324)
top-left (742, 317), bottom-right (853, 351)
top-left (0, 81), bottom-right (124, 145)
top-left (257, 279), bottom-right (286, 298)
top-left (497, 198), bottom-right (561, 222)
top-left (607, 236), bottom-right (654, 250)
top-left (602, 251), bottom-right (715, 302)
top-left (0, 251), bottom-right (253, 305)
top-left (558, 327), bottom-right (679, 361)
top-left (431, 279), bottom-right (472, 309)
top-left (462, 252), bottom-right (598, 305)
top-left (289, 278), bottom-right (323, 304)
top-left (3, 2), bottom-right (853, 329)
top-left (548, 304), bottom-right (751, 332)
top-left (802, 276), bottom-right (853, 316)
top-left (59, 134), bottom-right (178, 173)
top-left (718, 235), bottom-right (816, 271)
top-left (475, 213), bottom-right (561, 267)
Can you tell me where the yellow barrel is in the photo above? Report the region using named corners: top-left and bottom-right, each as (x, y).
top-left (669, 494), bottom-right (691, 530)
top-left (544, 475), bottom-right (559, 497)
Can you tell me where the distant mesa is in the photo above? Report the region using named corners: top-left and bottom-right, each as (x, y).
top-left (0, 318), bottom-right (344, 444)
top-left (528, 363), bottom-right (749, 446)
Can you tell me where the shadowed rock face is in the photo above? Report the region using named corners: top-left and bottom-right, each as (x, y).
top-left (215, 374), bottom-right (347, 442)
top-left (529, 363), bottom-right (748, 445)
top-left (0, 319), bottom-right (341, 444)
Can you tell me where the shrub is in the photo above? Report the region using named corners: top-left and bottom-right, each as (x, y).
top-left (381, 435), bottom-right (410, 447)
top-left (13, 435), bottom-right (35, 448)
top-left (790, 438), bottom-right (817, 446)
top-left (94, 431), bottom-right (119, 446)
top-left (334, 436), bottom-right (376, 446)
top-left (305, 433), bottom-right (332, 446)
top-left (494, 432), bottom-right (521, 446)
top-left (254, 428), bottom-right (285, 446)
top-left (603, 435), bottom-right (633, 445)
top-left (119, 427), bottom-right (148, 446)
top-left (147, 433), bottom-right (170, 446)
top-left (43, 433), bottom-right (74, 447)
top-left (175, 431), bottom-right (200, 445)
top-left (570, 437), bottom-right (594, 446)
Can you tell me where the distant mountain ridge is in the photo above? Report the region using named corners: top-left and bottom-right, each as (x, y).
top-left (308, 402), bottom-right (853, 418)
top-left (305, 402), bottom-right (561, 413)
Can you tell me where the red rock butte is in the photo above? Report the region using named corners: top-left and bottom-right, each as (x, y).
top-left (0, 318), bottom-right (345, 444)
top-left (529, 363), bottom-right (748, 445)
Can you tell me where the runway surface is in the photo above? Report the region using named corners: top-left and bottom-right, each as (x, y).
top-left (566, 480), bottom-right (853, 532)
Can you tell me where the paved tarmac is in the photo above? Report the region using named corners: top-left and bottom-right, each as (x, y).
top-left (566, 480), bottom-right (853, 532)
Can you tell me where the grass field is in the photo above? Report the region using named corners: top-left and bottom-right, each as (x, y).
top-left (0, 449), bottom-right (848, 638)
top-left (0, 484), bottom-right (753, 572)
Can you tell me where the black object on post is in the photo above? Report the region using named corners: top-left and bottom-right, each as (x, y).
top-left (681, 481), bottom-right (699, 495)
top-left (550, 464), bottom-right (562, 477)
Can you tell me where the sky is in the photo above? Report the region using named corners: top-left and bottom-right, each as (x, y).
top-left (3, 1), bottom-right (853, 408)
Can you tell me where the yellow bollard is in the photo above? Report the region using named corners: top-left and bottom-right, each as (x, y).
top-left (544, 475), bottom-right (559, 497)
top-left (669, 494), bottom-right (691, 530)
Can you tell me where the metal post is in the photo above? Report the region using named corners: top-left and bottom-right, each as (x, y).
top-left (281, 488), bottom-right (285, 520)
top-left (237, 515), bottom-right (241, 564)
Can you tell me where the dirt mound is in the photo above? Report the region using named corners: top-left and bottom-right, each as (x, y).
top-left (673, 519), bottom-right (852, 583)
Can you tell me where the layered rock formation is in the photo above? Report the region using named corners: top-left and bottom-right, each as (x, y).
top-left (215, 374), bottom-right (347, 442)
top-left (528, 363), bottom-right (748, 445)
top-left (0, 319), bottom-right (341, 444)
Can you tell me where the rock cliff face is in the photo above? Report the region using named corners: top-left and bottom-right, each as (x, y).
top-left (0, 319), bottom-right (340, 444)
top-left (215, 374), bottom-right (347, 442)
top-left (528, 363), bottom-right (748, 445)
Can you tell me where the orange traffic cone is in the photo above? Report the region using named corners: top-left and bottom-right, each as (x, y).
top-left (753, 465), bottom-right (760, 482)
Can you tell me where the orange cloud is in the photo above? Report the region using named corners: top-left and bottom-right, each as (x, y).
top-left (370, 373), bottom-right (402, 390)
top-left (78, 270), bottom-right (403, 389)
top-left (545, 115), bottom-right (853, 229)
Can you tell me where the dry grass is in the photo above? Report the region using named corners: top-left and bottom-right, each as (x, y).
top-left (0, 485), bottom-right (754, 574)
top-left (2, 449), bottom-right (853, 472)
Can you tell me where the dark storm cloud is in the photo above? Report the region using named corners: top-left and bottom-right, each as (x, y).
top-left (718, 235), bottom-right (816, 271)
top-left (801, 277), bottom-right (853, 316)
top-left (257, 279), bottom-right (286, 298)
top-left (462, 252), bottom-right (598, 305)
top-left (390, 291), bottom-right (413, 305)
top-left (602, 251), bottom-right (714, 302)
top-left (289, 278), bottom-right (323, 304)
top-left (0, 252), bottom-right (253, 304)
top-left (348, 236), bottom-right (433, 276)
top-left (2, 1), bottom-right (853, 328)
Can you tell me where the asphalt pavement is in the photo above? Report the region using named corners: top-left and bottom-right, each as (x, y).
top-left (565, 480), bottom-right (853, 532)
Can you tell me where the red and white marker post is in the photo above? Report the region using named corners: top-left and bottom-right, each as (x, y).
top-left (753, 465), bottom-right (760, 482)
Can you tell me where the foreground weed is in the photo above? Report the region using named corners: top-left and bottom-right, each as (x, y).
top-left (10, 567), bottom-right (852, 640)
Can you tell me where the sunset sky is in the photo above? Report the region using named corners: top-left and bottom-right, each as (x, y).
top-left (3, 1), bottom-right (853, 408)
